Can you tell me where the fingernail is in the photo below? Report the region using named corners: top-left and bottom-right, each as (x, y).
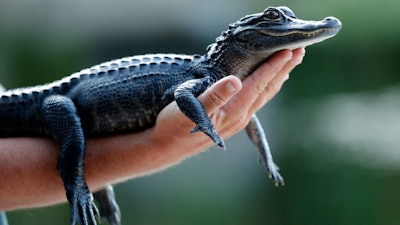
top-left (225, 82), bottom-right (237, 93)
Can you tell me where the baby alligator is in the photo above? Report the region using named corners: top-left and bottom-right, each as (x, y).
top-left (0, 6), bottom-right (341, 225)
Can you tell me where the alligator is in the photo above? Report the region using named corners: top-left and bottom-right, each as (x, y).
top-left (0, 6), bottom-right (341, 225)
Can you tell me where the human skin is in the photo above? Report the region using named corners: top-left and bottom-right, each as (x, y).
top-left (0, 48), bottom-right (305, 211)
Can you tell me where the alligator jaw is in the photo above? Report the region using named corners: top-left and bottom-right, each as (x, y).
top-left (266, 27), bottom-right (341, 51)
top-left (255, 16), bottom-right (342, 51)
top-left (257, 17), bottom-right (341, 37)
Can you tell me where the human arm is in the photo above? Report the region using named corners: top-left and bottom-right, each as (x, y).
top-left (0, 48), bottom-right (305, 211)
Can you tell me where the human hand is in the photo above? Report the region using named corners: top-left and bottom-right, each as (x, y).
top-left (150, 48), bottom-right (305, 154)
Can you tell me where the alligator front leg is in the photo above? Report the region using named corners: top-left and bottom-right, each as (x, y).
top-left (93, 185), bottom-right (121, 225)
top-left (245, 114), bottom-right (284, 186)
top-left (174, 77), bottom-right (225, 149)
top-left (41, 95), bottom-right (99, 225)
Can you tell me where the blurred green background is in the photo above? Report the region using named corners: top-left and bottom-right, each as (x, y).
top-left (1, 0), bottom-right (400, 224)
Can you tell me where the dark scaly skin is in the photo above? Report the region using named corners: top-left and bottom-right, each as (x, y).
top-left (93, 185), bottom-right (121, 225)
top-left (0, 6), bottom-right (341, 225)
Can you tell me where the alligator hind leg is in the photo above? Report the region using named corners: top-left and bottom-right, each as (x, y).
top-left (245, 114), bottom-right (284, 186)
top-left (94, 185), bottom-right (121, 225)
top-left (42, 95), bottom-right (99, 225)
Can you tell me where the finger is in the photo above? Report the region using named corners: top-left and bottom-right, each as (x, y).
top-left (251, 48), bottom-right (306, 110)
top-left (273, 48), bottom-right (305, 83)
top-left (222, 50), bottom-right (293, 116)
top-left (197, 75), bottom-right (242, 115)
top-left (282, 48), bottom-right (305, 74)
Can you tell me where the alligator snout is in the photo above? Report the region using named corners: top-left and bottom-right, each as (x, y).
top-left (324, 16), bottom-right (342, 29)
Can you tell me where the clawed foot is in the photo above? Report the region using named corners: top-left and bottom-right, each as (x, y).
top-left (262, 158), bottom-right (284, 186)
top-left (67, 184), bottom-right (100, 225)
top-left (191, 122), bottom-right (225, 149)
top-left (94, 185), bottom-right (121, 225)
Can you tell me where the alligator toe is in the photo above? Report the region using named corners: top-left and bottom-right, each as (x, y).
top-left (67, 184), bottom-right (99, 225)
top-left (266, 160), bottom-right (284, 186)
top-left (191, 123), bottom-right (225, 149)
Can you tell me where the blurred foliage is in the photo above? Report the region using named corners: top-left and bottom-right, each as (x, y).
top-left (2, 0), bottom-right (400, 225)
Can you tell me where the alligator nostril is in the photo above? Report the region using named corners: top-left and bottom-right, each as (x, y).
top-left (325, 16), bottom-right (335, 21)
top-left (324, 16), bottom-right (342, 27)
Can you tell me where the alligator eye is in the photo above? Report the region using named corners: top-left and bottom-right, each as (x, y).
top-left (265, 9), bottom-right (280, 20)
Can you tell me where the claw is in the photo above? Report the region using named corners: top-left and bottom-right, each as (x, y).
top-left (190, 126), bottom-right (200, 133)
top-left (266, 160), bottom-right (284, 186)
top-left (94, 186), bottom-right (121, 225)
top-left (191, 124), bottom-right (225, 150)
top-left (67, 185), bottom-right (100, 225)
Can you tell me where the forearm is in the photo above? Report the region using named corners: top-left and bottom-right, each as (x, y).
top-left (0, 128), bottom-right (213, 211)
top-left (0, 137), bottom-right (65, 210)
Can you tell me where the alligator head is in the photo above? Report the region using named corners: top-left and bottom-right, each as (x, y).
top-left (206, 6), bottom-right (342, 79)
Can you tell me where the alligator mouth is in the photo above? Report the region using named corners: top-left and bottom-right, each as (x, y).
top-left (252, 25), bottom-right (341, 52)
top-left (257, 16), bottom-right (342, 40)
top-left (256, 25), bottom-right (341, 51)
top-left (302, 29), bottom-right (327, 38)
top-left (257, 27), bottom-right (338, 38)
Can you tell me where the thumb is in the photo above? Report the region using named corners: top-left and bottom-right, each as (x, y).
top-left (197, 75), bottom-right (242, 114)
